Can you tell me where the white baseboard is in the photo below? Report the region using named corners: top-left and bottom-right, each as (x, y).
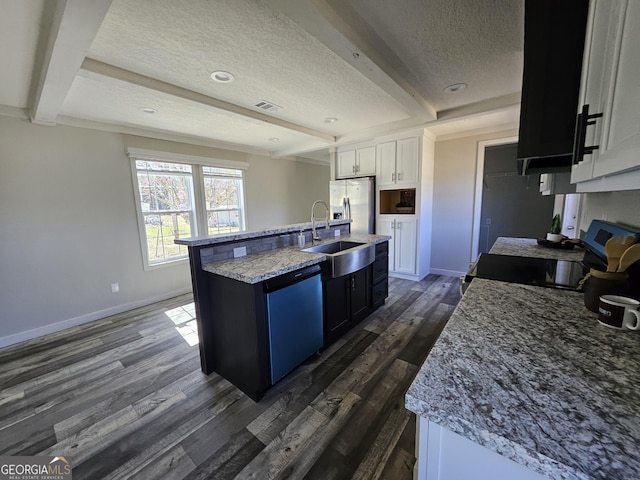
top-left (429, 268), bottom-right (466, 278)
top-left (389, 272), bottom-right (420, 281)
top-left (0, 287), bottom-right (193, 350)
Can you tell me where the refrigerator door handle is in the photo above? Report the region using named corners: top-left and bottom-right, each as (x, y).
top-left (345, 197), bottom-right (351, 220)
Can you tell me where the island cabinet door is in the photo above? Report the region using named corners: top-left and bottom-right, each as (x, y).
top-left (323, 265), bottom-right (372, 346)
top-left (349, 266), bottom-right (371, 323)
top-left (415, 418), bottom-right (547, 480)
top-left (324, 275), bottom-right (350, 336)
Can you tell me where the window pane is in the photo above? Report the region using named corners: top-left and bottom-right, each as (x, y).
top-left (144, 212), bottom-right (192, 263)
top-left (136, 158), bottom-right (195, 265)
top-left (205, 177), bottom-right (240, 209)
top-left (136, 160), bottom-right (192, 173)
top-left (202, 166), bottom-right (241, 177)
top-left (202, 166), bottom-right (245, 236)
top-left (207, 210), bottom-right (241, 235)
top-left (141, 173), bottom-right (192, 212)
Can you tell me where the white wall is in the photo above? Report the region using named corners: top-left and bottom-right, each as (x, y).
top-left (430, 128), bottom-right (519, 276)
top-left (0, 116), bottom-right (329, 347)
top-left (579, 190), bottom-right (640, 232)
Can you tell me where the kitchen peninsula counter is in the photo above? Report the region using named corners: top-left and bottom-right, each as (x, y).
top-left (405, 277), bottom-right (640, 479)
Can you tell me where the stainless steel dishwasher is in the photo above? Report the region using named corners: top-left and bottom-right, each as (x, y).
top-left (263, 264), bottom-right (323, 383)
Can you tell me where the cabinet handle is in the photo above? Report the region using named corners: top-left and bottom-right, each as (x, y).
top-left (572, 104), bottom-right (603, 165)
top-left (391, 173), bottom-right (395, 182)
top-left (352, 165), bottom-right (356, 173)
top-left (356, 164), bottom-right (360, 173)
top-left (397, 172), bottom-right (401, 181)
top-left (351, 276), bottom-right (356, 291)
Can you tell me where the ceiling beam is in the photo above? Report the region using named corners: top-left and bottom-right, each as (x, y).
top-left (265, 0), bottom-right (437, 121)
top-left (30, 0), bottom-right (113, 125)
top-left (80, 58), bottom-right (336, 144)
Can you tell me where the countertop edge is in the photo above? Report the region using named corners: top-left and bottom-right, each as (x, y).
top-left (175, 220), bottom-right (352, 247)
top-left (404, 393), bottom-right (587, 480)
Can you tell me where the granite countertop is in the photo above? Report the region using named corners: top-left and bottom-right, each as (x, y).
top-left (491, 236), bottom-right (585, 261)
top-left (202, 233), bottom-right (389, 284)
top-left (405, 278), bottom-right (640, 480)
top-left (175, 219), bottom-right (351, 247)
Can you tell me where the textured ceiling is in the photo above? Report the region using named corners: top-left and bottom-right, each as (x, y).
top-left (0, 0), bottom-right (524, 158)
top-left (85, 0), bottom-right (411, 137)
top-left (334, 0), bottom-right (524, 111)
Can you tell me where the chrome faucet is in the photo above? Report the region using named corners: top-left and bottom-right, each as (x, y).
top-left (311, 200), bottom-right (330, 242)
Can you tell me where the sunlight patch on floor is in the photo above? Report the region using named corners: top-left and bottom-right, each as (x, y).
top-left (165, 302), bottom-right (199, 346)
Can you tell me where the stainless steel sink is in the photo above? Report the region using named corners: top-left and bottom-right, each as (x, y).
top-left (302, 240), bottom-right (364, 254)
top-left (303, 241), bottom-right (375, 277)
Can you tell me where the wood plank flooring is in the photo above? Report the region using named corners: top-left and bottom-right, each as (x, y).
top-left (0, 274), bottom-right (461, 479)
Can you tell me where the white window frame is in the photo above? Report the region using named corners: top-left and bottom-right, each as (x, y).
top-left (128, 148), bottom-right (249, 269)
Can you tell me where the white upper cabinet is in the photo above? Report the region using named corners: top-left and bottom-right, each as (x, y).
top-left (376, 137), bottom-right (419, 187)
top-left (376, 141), bottom-right (396, 186)
top-left (336, 146), bottom-right (376, 178)
top-left (572, 0), bottom-right (640, 189)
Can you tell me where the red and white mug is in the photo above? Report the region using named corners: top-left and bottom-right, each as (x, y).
top-left (598, 295), bottom-right (640, 331)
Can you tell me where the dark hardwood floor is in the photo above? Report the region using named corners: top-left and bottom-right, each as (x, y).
top-left (0, 274), bottom-right (461, 479)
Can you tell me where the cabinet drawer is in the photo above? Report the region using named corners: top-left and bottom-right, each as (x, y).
top-left (372, 257), bottom-right (388, 284)
top-left (372, 278), bottom-right (388, 308)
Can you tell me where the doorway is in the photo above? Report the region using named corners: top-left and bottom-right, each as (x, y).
top-left (472, 141), bottom-right (555, 257)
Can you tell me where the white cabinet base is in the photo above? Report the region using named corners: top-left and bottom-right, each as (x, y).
top-left (414, 417), bottom-right (547, 480)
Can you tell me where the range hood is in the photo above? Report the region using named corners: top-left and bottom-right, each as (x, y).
top-left (517, 154), bottom-right (573, 175)
top-left (516, 0), bottom-right (589, 175)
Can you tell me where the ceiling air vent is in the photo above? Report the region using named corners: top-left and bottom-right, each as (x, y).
top-left (254, 100), bottom-right (282, 113)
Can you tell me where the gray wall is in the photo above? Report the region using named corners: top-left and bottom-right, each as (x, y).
top-left (0, 116), bottom-right (329, 347)
top-left (478, 143), bottom-right (554, 253)
top-left (580, 190), bottom-right (640, 232)
top-left (430, 128), bottom-right (519, 276)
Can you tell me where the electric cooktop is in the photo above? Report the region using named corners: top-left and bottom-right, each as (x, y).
top-left (464, 220), bottom-right (640, 292)
top-left (465, 254), bottom-right (587, 291)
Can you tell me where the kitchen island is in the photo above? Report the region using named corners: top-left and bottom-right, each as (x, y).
top-left (176, 220), bottom-right (390, 400)
top-left (405, 238), bottom-right (640, 479)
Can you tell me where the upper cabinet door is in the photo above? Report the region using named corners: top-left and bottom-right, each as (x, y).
top-left (376, 141), bottom-right (397, 187)
top-left (336, 150), bottom-right (356, 178)
top-left (571, 0), bottom-right (609, 183)
top-left (572, 0), bottom-right (640, 184)
top-left (376, 137), bottom-right (419, 187)
top-left (396, 137), bottom-right (419, 185)
top-left (591, 0), bottom-right (640, 178)
top-left (356, 146), bottom-right (376, 176)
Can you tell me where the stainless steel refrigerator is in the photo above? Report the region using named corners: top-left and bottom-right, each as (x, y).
top-left (329, 177), bottom-right (375, 234)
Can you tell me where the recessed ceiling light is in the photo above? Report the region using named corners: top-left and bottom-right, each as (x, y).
top-left (324, 117), bottom-right (338, 123)
top-left (138, 107), bottom-right (157, 114)
top-left (269, 137), bottom-right (279, 142)
top-left (444, 83), bottom-right (467, 93)
top-left (211, 71), bottom-right (235, 83)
